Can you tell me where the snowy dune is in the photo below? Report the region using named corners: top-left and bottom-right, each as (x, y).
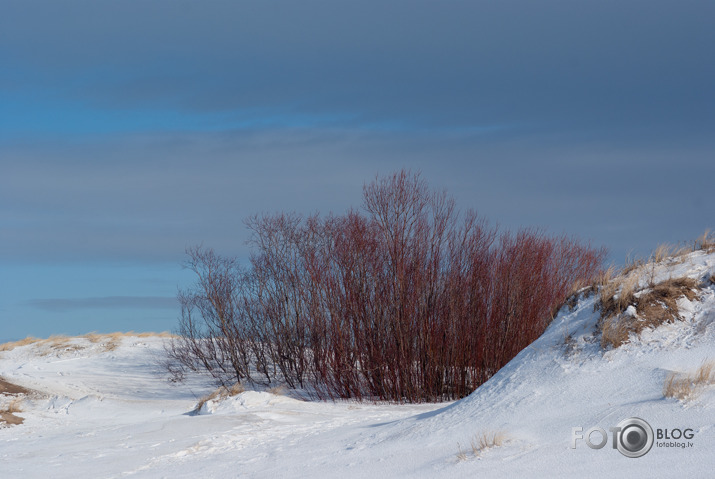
top-left (1, 251), bottom-right (714, 477)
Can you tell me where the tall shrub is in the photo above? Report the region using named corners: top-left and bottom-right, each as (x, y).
top-left (168, 170), bottom-right (606, 402)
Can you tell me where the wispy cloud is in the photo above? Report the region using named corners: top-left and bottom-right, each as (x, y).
top-left (25, 296), bottom-right (178, 313)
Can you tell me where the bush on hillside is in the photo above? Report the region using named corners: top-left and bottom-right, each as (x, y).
top-left (167, 170), bottom-right (606, 402)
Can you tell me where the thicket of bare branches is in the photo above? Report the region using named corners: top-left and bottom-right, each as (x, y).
top-left (167, 170), bottom-right (606, 402)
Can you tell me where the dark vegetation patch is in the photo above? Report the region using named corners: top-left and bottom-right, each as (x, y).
top-left (598, 277), bottom-right (701, 349)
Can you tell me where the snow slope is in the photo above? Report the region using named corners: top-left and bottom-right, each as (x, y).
top-left (2, 251), bottom-right (714, 478)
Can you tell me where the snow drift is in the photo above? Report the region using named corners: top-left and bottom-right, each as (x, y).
top-left (1, 250), bottom-right (714, 477)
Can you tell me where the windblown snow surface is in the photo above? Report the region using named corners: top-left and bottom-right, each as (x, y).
top-left (2, 251), bottom-right (715, 478)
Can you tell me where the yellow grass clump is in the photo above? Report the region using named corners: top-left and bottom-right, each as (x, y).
top-left (663, 359), bottom-right (715, 401)
top-left (456, 431), bottom-right (506, 461)
top-left (193, 383), bottom-right (246, 413)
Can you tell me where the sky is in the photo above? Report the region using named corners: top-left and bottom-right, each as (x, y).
top-left (1, 0), bottom-right (714, 342)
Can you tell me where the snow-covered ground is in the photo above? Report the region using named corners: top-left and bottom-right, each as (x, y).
top-left (2, 251), bottom-right (714, 478)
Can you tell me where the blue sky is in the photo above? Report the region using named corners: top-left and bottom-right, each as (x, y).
top-left (2, 1), bottom-right (714, 342)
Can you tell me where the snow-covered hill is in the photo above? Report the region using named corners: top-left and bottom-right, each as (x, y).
top-left (2, 251), bottom-right (714, 478)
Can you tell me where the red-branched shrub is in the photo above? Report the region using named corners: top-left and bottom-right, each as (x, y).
top-left (168, 170), bottom-right (606, 402)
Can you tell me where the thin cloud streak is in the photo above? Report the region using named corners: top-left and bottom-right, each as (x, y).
top-left (25, 296), bottom-right (178, 313)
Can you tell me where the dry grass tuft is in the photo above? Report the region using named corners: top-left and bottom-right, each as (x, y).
top-left (663, 359), bottom-right (715, 401)
top-left (268, 385), bottom-right (287, 396)
top-left (0, 401), bottom-right (25, 427)
top-left (635, 277), bottom-right (698, 321)
top-left (600, 315), bottom-right (632, 350)
top-left (46, 335), bottom-right (74, 350)
top-left (83, 333), bottom-right (124, 351)
top-left (3, 398), bottom-right (23, 414)
top-left (695, 230), bottom-right (715, 252)
top-left (471, 431), bottom-right (505, 454)
top-left (599, 276), bottom-right (700, 349)
top-left (597, 273), bottom-right (639, 318)
top-left (193, 382), bottom-right (246, 413)
top-left (621, 255), bottom-right (645, 276)
top-left (455, 443), bottom-right (469, 462)
top-left (0, 383), bottom-right (29, 428)
top-left (652, 243), bottom-right (673, 264)
top-left (695, 360), bottom-right (714, 384)
top-left (457, 431), bottom-right (506, 461)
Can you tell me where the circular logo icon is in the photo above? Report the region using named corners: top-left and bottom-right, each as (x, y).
top-left (615, 417), bottom-right (654, 458)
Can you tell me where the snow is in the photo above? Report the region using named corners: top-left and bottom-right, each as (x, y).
top-left (2, 252), bottom-right (715, 478)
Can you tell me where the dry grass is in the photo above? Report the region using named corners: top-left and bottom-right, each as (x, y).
top-left (0, 331), bottom-right (176, 354)
top-left (0, 409), bottom-right (24, 427)
top-left (268, 385), bottom-right (287, 396)
top-left (84, 331), bottom-right (175, 340)
top-left (600, 315), bottom-right (631, 350)
top-left (455, 443), bottom-right (469, 461)
top-left (0, 381), bottom-right (30, 428)
top-left (652, 243), bottom-right (673, 264)
top-left (621, 254), bottom-right (645, 276)
top-left (597, 273), bottom-right (639, 318)
top-left (674, 244), bottom-right (694, 259)
top-left (663, 359), bottom-right (715, 401)
top-left (456, 431), bottom-right (506, 461)
top-left (193, 382), bottom-right (246, 413)
top-left (565, 267), bottom-right (617, 311)
top-left (599, 276), bottom-right (700, 349)
top-left (471, 431), bottom-right (505, 454)
top-left (0, 337), bottom-right (41, 352)
top-left (2, 398), bottom-right (23, 414)
top-left (695, 230), bottom-right (715, 252)
top-left (46, 335), bottom-right (77, 351)
top-left (0, 378), bottom-right (31, 396)
top-left (649, 242), bottom-right (690, 266)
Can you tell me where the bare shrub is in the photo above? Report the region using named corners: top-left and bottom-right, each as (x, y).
top-left (165, 247), bottom-right (260, 388)
top-left (664, 359), bottom-right (715, 400)
top-left (169, 170), bottom-right (606, 402)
